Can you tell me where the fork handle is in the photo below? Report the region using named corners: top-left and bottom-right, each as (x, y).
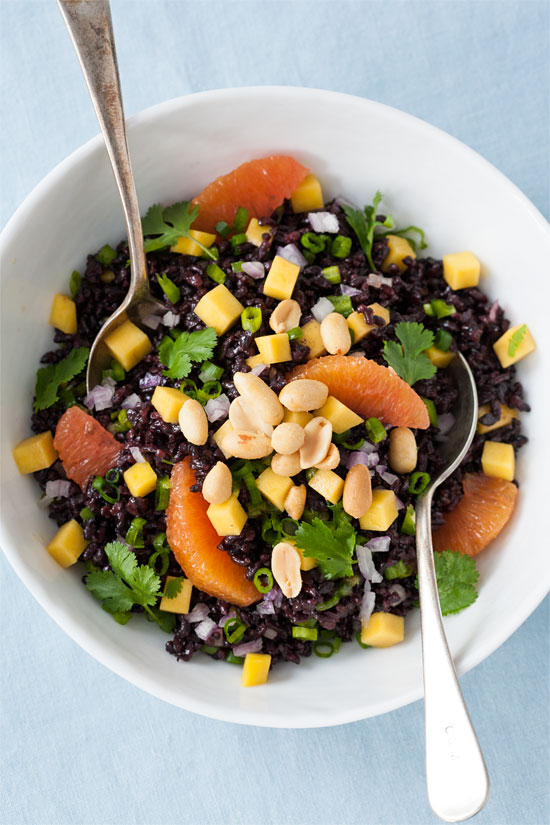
top-left (416, 489), bottom-right (490, 821)
top-left (58, 0), bottom-right (149, 302)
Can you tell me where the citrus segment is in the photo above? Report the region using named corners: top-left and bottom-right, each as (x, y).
top-left (433, 472), bottom-right (518, 556)
top-left (53, 407), bottom-right (122, 490)
top-left (166, 459), bottom-right (260, 607)
top-left (192, 155), bottom-right (309, 233)
top-left (289, 355), bottom-right (430, 429)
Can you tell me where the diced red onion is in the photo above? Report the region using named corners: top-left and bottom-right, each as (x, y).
top-left (233, 638), bottom-right (263, 656)
top-left (162, 310), bottom-right (180, 328)
top-left (376, 463), bottom-right (387, 474)
top-left (277, 243), bottom-right (308, 269)
top-left (379, 470), bottom-right (399, 486)
top-left (311, 296), bottom-right (334, 322)
top-left (437, 412), bottom-right (455, 435)
top-left (84, 383), bottom-right (114, 411)
top-left (388, 583), bottom-right (407, 605)
top-left (142, 313), bottom-right (161, 330)
top-left (129, 446), bottom-right (146, 463)
top-left (122, 393), bottom-right (140, 410)
top-left (346, 451), bottom-right (372, 470)
top-left (367, 273), bottom-right (393, 288)
top-left (251, 363), bottom-right (268, 376)
top-left (366, 452), bottom-right (379, 468)
top-left (256, 600), bottom-right (275, 616)
top-left (360, 583), bottom-right (376, 624)
top-left (139, 372), bottom-right (162, 390)
top-left (241, 261), bottom-right (265, 279)
top-left (357, 545), bottom-right (383, 584)
top-left (45, 480), bottom-right (72, 499)
top-left (186, 603), bottom-right (209, 623)
top-left (194, 617), bottom-right (218, 641)
top-left (488, 300), bottom-right (499, 322)
top-left (38, 494), bottom-right (53, 509)
top-left (218, 610), bottom-right (237, 628)
top-left (358, 441), bottom-right (377, 454)
top-left (263, 628), bottom-right (278, 640)
top-left (308, 211), bottom-right (339, 233)
top-left (394, 495), bottom-right (405, 511)
top-left (205, 393), bottom-right (230, 423)
top-left (366, 536), bottom-right (391, 553)
top-left (340, 284), bottom-right (361, 297)
top-left (102, 376), bottom-right (117, 388)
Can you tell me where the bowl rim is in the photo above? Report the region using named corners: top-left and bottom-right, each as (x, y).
top-left (1, 86), bottom-right (549, 728)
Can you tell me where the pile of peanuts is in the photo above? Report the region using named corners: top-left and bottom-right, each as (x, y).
top-left (269, 297), bottom-right (351, 356)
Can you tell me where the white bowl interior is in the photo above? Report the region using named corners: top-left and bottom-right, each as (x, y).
top-left (1, 88), bottom-right (549, 727)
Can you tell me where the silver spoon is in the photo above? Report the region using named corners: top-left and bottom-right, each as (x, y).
top-left (58, 0), bottom-right (164, 392)
top-left (416, 352), bottom-right (489, 821)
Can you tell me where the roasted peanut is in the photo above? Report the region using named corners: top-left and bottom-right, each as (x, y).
top-left (271, 451), bottom-right (302, 477)
top-left (271, 422), bottom-right (305, 455)
top-left (178, 399), bottom-right (208, 445)
top-left (320, 312), bottom-right (351, 355)
top-left (279, 379), bottom-right (329, 412)
top-left (221, 429), bottom-right (273, 459)
top-left (229, 396), bottom-right (273, 437)
top-left (234, 372), bottom-right (284, 425)
top-left (342, 464), bottom-right (372, 518)
top-left (202, 461), bottom-right (232, 504)
top-left (284, 484), bottom-right (306, 520)
top-left (271, 542), bottom-right (302, 598)
top-left (300, 416), bottom-right (333, 469)
top-left (388, 427), bottom-right (418, 473)
top-left (314, 442), bottom-right (340, 470)
top-left (269, 299), bottom-right (302, 334)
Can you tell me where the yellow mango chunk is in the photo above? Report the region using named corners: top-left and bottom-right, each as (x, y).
top-left (263, 255), bottom-right (300, 301)
top-left (442, 251), bottom-right (480, 290)
top-left (246, 218), bottom-right (272, 247)
top-left (207, 494), bottom-right (248, 536)
top-left (255, 332), bottom-right (292, 365)
top-left (151, 386), bottom-right (189, 423)
top-left (257, 467), bottom-right (294, 511)
top-left (241, 652), bottom-right (272, 687)
top-left (361, 612), bottom-right (404, 647)
top-left (476, 403), bottom-right (519, 435)
top-left (105, 319), bottom-right (152, 371)
top-left (315, 395), bottom-right (363, 434)
top-left (308, 469), bottom-right (344, 504)
top-left (381, 236), bottom-right (416, 273)
top-left (346, 302), bottom-right (390, 343)
top-left (290, 173), bottom-right (324, 213)
top-left (159, 577), bottom-right (193, 614)
top-left (493, 324), bottom-right (536, 368)
top-left (425, 346), bottom-right (454, 368)
top-left (481, 441), bottom-right (515, 481)
top-left (213, 419), bottom-right (235, 458)
top-left (47, 519), bottom-right (88, 568)
top-left (295, 543), bottom-right (317, 571)
top-left (171, 230), bottom-right (216, 257)
top-left (283, 409), bottom-right (313, 427)
top-left (123, 461), bottom-right (158, 497)
top-left (49, 294), bottom-right (77, 334)
top-left (359, 489), bottom-right (398, 531)
top-left (12, 431), bottom-right (57, 474)
top-left (300, 319), bottom-right (326, 359)
top-left (193, 284), bottom-right (244, 336)
top-left (245, 353), bottom-right (266, 369)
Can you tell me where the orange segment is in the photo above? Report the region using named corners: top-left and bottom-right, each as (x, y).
top-left (166, 459), bottom-right (260, 607)
top-left (53, 407), bottom-right (122, 491)
top-left (192, 155), bottom-right (309, 233)
top-left (290, 355), bottom-right (430, 429)
top-left (433, 472), bottom-right (518, 556)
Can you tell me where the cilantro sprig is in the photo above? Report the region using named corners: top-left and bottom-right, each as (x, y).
top-left (416, 550), bottom-right (479, 615)
top-left (34, 347), bottom-right (89, 411)
top-left (294, 508), bottom-right (357, 580)
top-left (382, 321), bottom-right (436, 385)
top-left (158, 327), bottom-right (217, 380)
top-left (142, 201), bottom-right (216, 259)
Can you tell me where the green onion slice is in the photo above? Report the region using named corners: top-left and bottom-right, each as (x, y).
top-left (253, 567), bottom-right (274, 594)
top-left (365, 417), bottom-right (386, 444)
top-left (241, 306), bottom-right (262, 333)
top-left (155, 476), bottom-right (171, 511)
top-left (408, 472), bottom-right (431, 495)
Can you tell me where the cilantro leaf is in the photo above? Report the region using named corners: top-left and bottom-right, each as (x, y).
top-left (294, 516), bottom-right (356, 580)
top-left (163, 577), bottom-right (184, 599)
top-left (86, 570), bottom-right (136, 613)
top-left (158, 327), bottom-right (217, 380)
top-left (34, 347), bottom-right (89, 411)
top-left (145, 606), bottom-right (176, 633)
top-left (105, 541), bottom-right (138, 583)
top-left (342, 191), bottom-right (394, 270)
top-left (382, 321), bottom-right (436, 385)
top-left (416, 550), bottom-right (479, 615)
top-left (142, 201), bottom-right (216, 259)
top-left (131, 565), bottom-right (162, 606)
top-left (508, 324), bottom-right (527, 357)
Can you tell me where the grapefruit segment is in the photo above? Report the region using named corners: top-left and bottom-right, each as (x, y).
top-left (290, 355), bottom-right (430, 429)
top-left (53, 407), bottom-right (122, 490)
top-left (433, 472), bottom-right (518, 556)
top-left (166, 459), bottom-right (260, 607)
top-left (192, 155), bottom-right (309, 233)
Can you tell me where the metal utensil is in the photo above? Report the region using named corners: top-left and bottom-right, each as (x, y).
top-left (58, 0), bottom-right (164, 391)
top-left (416, 352), bottom-right (489, 821)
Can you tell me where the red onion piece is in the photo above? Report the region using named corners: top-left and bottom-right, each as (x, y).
top-left (277, 243), bottom-right (308, 269)
top-left (388, 583), bottom-right (407, 605)
top-left (204, 393), bottom-right (230, 423)
top-left (346, 451), bottom-right (371, 470)
top-left (311, 296), bottom-right (334, 322)
top-left (357, 545), bottom-right (383, 584)
top-left (358, 441), bottom-right (377, 454)
top-left (45, 480), bottom-right (72, 499)
top-left (307, 211), bottom-right (339, 233)
top-left (263, 628), bottom-right (278, 640)
top-left (251, 363), bottom-right (268, 376)
top-left (360, 584), bottom-right (376, 625)
top-left (162, 310), bottom-right (180, 328)
top-left (367, 273), bottom-right (393, 288)
top-left (142, 313), bottom-right (161, 330)
top-left (195, 617), bottom-right (218, 641)
top-left (186, 603), bottom-right (209, 623)
top-left (437, 412), bottom-right (455, 434)
top-left (139, 372), bottom-right (162, 390)
top-left (121, 393), bottom-right (140, 410)
top-left (233, 638), bottom-right (263, 656)
top-left (241, 261), bottom-right (265, 279)
top-left (129, 446), bottom-right (146, 463)
top-left (340, 284), bottom-right (361, 297)
top-left (488, 300), bottom-right (499, 322)
top-left (218, 610), bottom-right (237, 628)
top-left (366, 536), bottom-right (391, 553)
top-left (256, 600), bottom-right (275, 616)
top-left (394, 495), bottom-right (405, 511)
top-left (84, 383), bottom-right (114, 411)
top-left (379, 470), bottom-right (399, 485)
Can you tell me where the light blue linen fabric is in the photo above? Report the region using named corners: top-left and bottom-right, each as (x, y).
top-left (1, 2), bottom-right (548, 824)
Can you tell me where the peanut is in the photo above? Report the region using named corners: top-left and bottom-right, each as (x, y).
top-left (320, 312), bottom-right (351, 355)
top-left (234, 371), bottom-right (284, 425)
top-left (202, 461), bottom-right (232, 504)
top-left (269, 299), bottom-right (301, 334)
top-left (221, 429), bottom-right (273, 460)
top-left (314, 442), bottom-right (340, 470)
top-left (342, 464), bottom-right (372, 519)
top-left (178, 398), bottom-right (208, 445)
top-left (300, 416), bottom-right (333, 469)
top-left (271, 542), bottom-right (302, 598)
top-left (388, 427), bottom-right (418, 473)
top-left (271, 451), bottom-right (302, 477)
top-left (229, 396), bottom-right (273, 437)
top-left (284, 484), bottom-right (306, 520)
top-left (279, 379), bottom-right (328, 412)
top-left (271, 422), bottom-right (305, 455)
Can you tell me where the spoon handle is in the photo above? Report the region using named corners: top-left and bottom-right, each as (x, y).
top-left (58, 0), bottom-right (149, 301)
top-left (416, 491), bottom-right (490, 822)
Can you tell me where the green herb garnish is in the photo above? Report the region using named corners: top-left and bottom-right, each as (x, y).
top-left (384, 560), bottom-right (413, 580)
top-left (158, 326), bottom-right (217, 380)
top-left (342, 191), bottom-right (393, 270)
top-left (386, 225), bottom-right (427, 252)
top-left (96, 244), bottom-right (116, 266)
top-left (382, 321), bottom-right (436, 385)
top-left (434, 329), bottom-right (452, 352)
top-left (416, 550), bottom-right (479, 616)
top-left (34, 347), bottom-right (89, 411)
top-left (125, 517), bottom-right (146, 548)
top-left (69, 270), bottom-right (81, 298)
top-left (294, 516), bottom-right (356, 580)
top-left (163, 577), bottom-right (184, 599)
top-left (156, 273), bottom-right (181, 304)
top-left (508, 324), bottom-right (527, 357)
top-left (241, 307), bottom-right (262, 333)
top-left (232, 206), bottom-right (249, 234)
top-left (430, 299), bottom-right (456, 319)
top-left (142, 201), bottom-right (216, 259)
top-left (321, 265), bottom-right (341, 284)
top-left (330, 236), bottom-right (352, 259)
top-left (327, 295), bottom-right (353, 317)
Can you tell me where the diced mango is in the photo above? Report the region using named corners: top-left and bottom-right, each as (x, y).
top-left (255, 332), bottom-right (292, 365)
top-left (295, 543), bottom-right (317, 571)
top-left (245, 353), bottom-right (266, 369)
top-left (246, 218), bottom-right (272, 248)
top-left (12, 431), bottom-right (58, 474)
top-left (290, 173), bottom-right (324, 213)
top-left (314, 395), bottom-right (363, 434)
top-left (346, 302), bottom-right (390, 343)
top-left (49, 294), bottom-right (77, 334)
top-left (257, 467), bottom-right (294, 511)
top-left (361, 612), bottom-right (404, 648)
top-left (493, 324), bottom-right (536, 368)
top-left (123, 461), bottom-right (158, 497)
top-left (308, 469), bottom-right (344, 504)
top-left (151, 386), bottom-right (189, 423)
top-left (481, 441), bottom-right (515, 481)
top-left (381, 236), bottom-right (416, 273)
top-left (263, 255), bottom-right (300, 301)
top-left (283, 409), bottom-right (313, 427)
top-left (207, 494), bottom-right (248, 536)
top-left (46, 519), bottom-right (88, 568)
top-left (359, 489), bottom-right (398, 531)
top-left (171, 230), bottom-right (216, 257)
top-left (213, 419), bottom-right (235, 458)
top-left (476, 403), bottom-right (519, 435)
top-left (193, 284), bottom-right (244, 336)
top-left (159, 577), bottom-right (193, 614)
top-left (425, 346), bottom-right (454, 368)
top-left (105, 319), bottom-right (152, 371)
top-left (241, 652), bottom-right (272, 687)
top-left (300, 319), bottom-right (326, 359)
top-left (442, 251), bottom-right (480, 290)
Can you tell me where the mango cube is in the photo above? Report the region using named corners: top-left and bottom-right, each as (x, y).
top-left (300, 319), bottom-right (326, 359)
top-left (493, 324), bottom-right (536, 368)
top-left (207, 494), bottom-right (248, 536)
top-left (245, 353), bottom-right (266, 369)
top-left (295, 543), bottom-right (317, 571)
top-left (476, 403), bottom-right (519, 435)
top-left (315, 395), bottom-right (363, 434)
top-left (246, 218), bottom-right (272, 247)
top-left (105, 319), bottom-right (152, 371)
top-left (241, 652), bottom-right (271, 687)
top-left (255, 332), bottom-right (292, 365)
top-left (442, 251), bottom-right (480, 290)
top-left (193, 284), bottom-right (244, 336)
top-left (47, 519), bottom-right (88, 568)
top-left (213, 419), bottom-right (235, 458)
top-left (359, 489), bottom-right (398, 531)
top-left (283, 409), bottom-right (313, 428)
top-left (361, 612), bottom-right (404, 648)
top-left (263, 255), bottom-right (300, 301)
top-left (425, 346), bottom-right (454, 368)
top-left (151, 386), bottom-right (189, 423)
top-left (481, 441), bottom-right (515, 481)
top-left (49, 294), bottom-right (77, 334)
top-left (347, 302), bottom-right (389, 343)
top-left (159, 577), bottom-right (193, 614)
top-left (123, 461), bottom-right (158, 497)
top-left (308, 469), bottom-right (344, 504)
top-left (12, 431), bottom-right (57, 474)
top-left (171, 230), bottom-right (216, 257)
top-left (257, 467), bottom-right (294, 511)
top-left (381, 236), bottom-right (416, 273)
top-left (290, 174), bottom-right (324, 213)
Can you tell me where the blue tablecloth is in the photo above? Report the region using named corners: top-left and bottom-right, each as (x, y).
top-left (1, 2), bottom-right (548, 824)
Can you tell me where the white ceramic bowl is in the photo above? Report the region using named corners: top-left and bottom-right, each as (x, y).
top-left (1, 87), bottom-right (549, 727)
